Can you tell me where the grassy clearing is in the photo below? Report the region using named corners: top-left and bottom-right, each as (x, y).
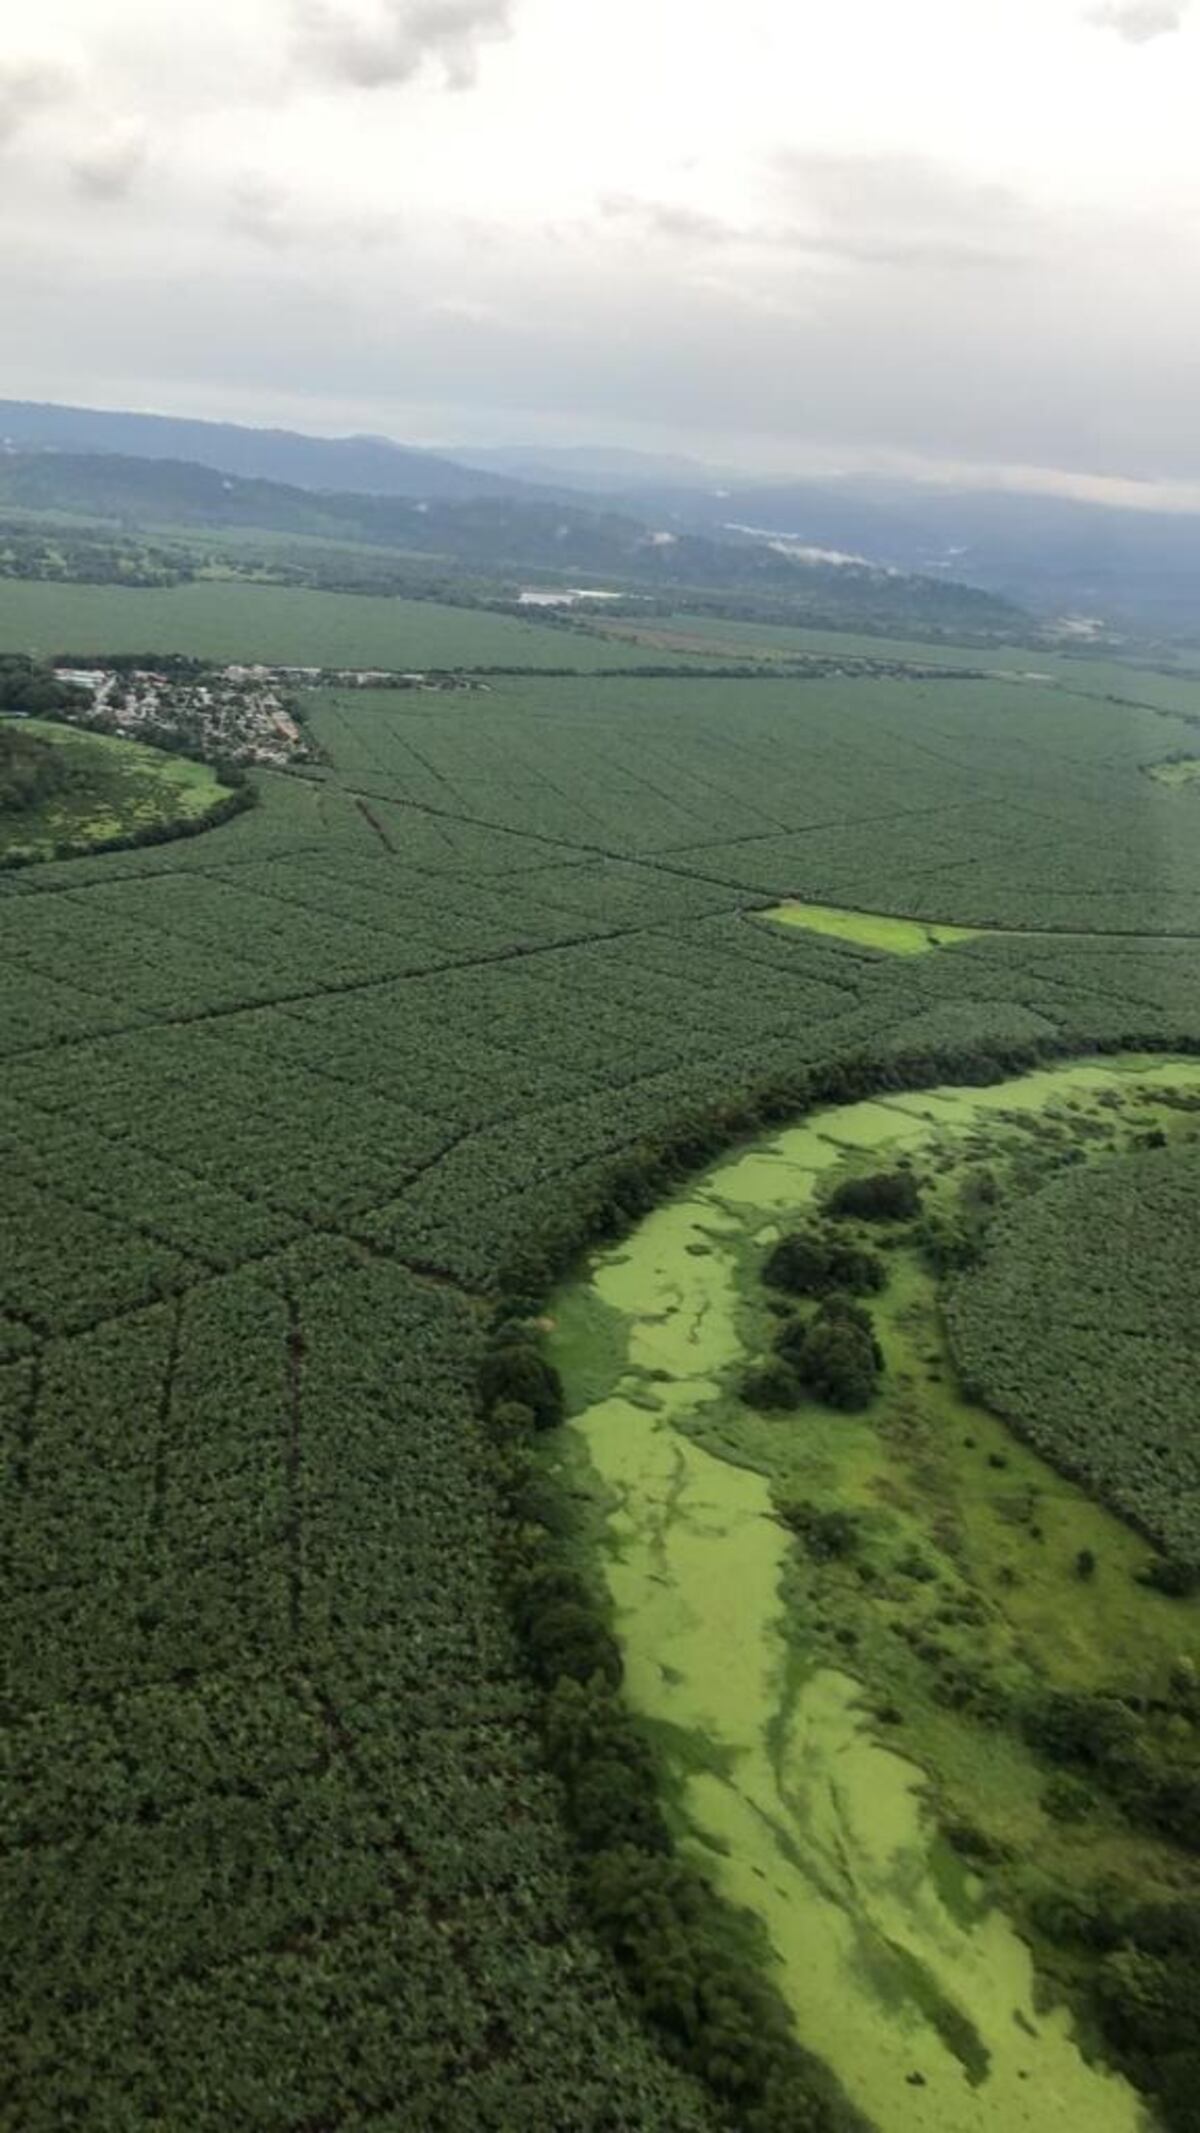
top-left (760, 899), bottom-right (981, 954)
top-left (0, 717), bottom-right (231, 862)
top-left (1149, 757), bottom-right (1200, 787)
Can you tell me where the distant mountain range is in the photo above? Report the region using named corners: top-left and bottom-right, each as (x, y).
top-left (5, 395), bottom-right (1198, 635)
top-left (457, 444), bottom-right (1200, 638)
top-left (0, 399), bottom-right (535, 504)
top-left (448, 443), bottom-right (744, 493)
top-left (636, 475), bottom-right (1200, 634)
top-left (0, 442), bottom-right (1022, 636)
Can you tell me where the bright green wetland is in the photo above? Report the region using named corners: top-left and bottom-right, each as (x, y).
top-left (550, 1058), bottom-right (1200, 2133)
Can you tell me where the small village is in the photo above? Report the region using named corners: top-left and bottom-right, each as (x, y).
top-left (53, 662), bottom-right (313, 768)
top-left (50, 659), bottom-right (493, 769)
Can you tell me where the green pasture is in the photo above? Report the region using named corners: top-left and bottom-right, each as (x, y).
top-left (0, 717), bottom-right (229, 863)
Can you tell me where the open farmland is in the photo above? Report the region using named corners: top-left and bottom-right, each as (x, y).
top-left (947, 1139), bottom-right (1200, 1564)
top-left (597, 610), bottom-right (1047, 668)
top-left (3, 632), bottom-right (1200, 2131)
top-left (0, 577), bottom-right (701, 672)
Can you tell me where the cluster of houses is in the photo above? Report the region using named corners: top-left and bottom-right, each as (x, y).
top-left (53, 664), bottom-right (312, 768)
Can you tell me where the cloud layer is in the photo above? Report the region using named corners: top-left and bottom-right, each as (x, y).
top-left (4, 0), bottom-right (1199, 500)
top-left (293, 0), bottom-right (514, 88)
top-left (1086, 0), bottom-right (1190, 42)
top-left (0, 50), bottom-right (81, 145)
top-left (70, 120), bottom-right (149, 200)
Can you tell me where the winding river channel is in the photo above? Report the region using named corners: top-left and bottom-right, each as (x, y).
top-left (549, 1057), bottom-right (1200, 2133)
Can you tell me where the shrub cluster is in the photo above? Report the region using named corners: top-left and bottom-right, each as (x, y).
top-left (772, 1296), bottom-right (884, 1412)
top-left (1034, 1889), bottom-right (1200, 2131)
top-left (780, 1503), bottom-right (860, 1561)
top-left (479, 1337), bottom-right (566, 1432)
top-left (826, 1170), bottom-right (922, 1222)
top-left (1023, 1690), bottom-right (1200, 1852)
top-left (0, 654), bottom-right (88, 716)
top-left (762, 1229), bottom-right (886, 1299)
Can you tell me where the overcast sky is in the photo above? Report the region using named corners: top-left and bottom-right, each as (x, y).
top-left (3, 0), bottom-right (1198, 501)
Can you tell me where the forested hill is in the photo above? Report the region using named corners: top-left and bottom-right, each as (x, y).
top-left (0, 448), bottom-right (1025, 636)
top-left (0, 399), bottom-right (531, 503)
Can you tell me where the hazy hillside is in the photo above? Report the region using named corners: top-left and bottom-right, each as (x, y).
top-left (450, 443), bottom-right (743, 492)
top-left (630, 471), bottom-right (1200, 633)
top-left (857, 482), bottom-right (1200, 631)
top-left (0, 399), bottom-right (533, 503)
top-left (0, 447), bottom-right (1025, 635)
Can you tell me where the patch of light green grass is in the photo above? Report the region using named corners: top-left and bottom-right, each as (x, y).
top-left (1, 717), bottom-right (230, 861)
top-left (760, 898), bottom-right (981, 954)
top-left (1148, 757), bottom-right (1200, 788)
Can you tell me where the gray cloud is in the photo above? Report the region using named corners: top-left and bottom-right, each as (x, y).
top-left (771, 150), bottom-right (1036, 271)
top-left (70, 122), bottom-right (149, 201)
top-left (226, 173), bottom-right (403, 253)
top-left (227, 175), bottom-right (299, 249)
top-left (4, 6), bottom-right (1197, 506)
top-left (599, 162), bottom-right (1032, 274)
top-left (1086, 1), bottom-right (1190, 40)
top-left (8, 188), bottom-right (1185, 480)
top-left (598, 195), bottom-right (739, 248)
top-left (293, 0), bottom-right (514, 88)
top-left (0, 53), bottom-right (79, 146)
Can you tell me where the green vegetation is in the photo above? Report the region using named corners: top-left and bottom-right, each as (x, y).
top-left (0, 575), bottom-right (710, 671)
top-left (0, 723), bottom-right (69, 815)
top-left (479, 1334), bottom-right (866, 2131)
top-left (947, 1143), bottom-right (1200, 1568)
top-left (3, 606), bottom-right (1200, 2130)
top-left (1, 520), bottom-right (196, 587)
top-left (0, 652), bottom-right (88, 716)
top-left (479, 1338), bottom-right (567, 1432)
top-left (772, 1294), bottom-right (885, 1411)
top-left (763, 1229), bottom-right (887, 1297)
top-left (1147, 755), bottom-right (1200, 787)
top-left (551, 1063), bottom-right (1200, 2133)
top-left (826, 1169), bottom-right (923, 1221)
top-left (0, 717), bottom-right (245, 866)
top-left (605, 611), bottom-right (1041, 666)
top-left (762, 900), bottom-right (982, 954)
top-left (0, 447), bottom-right (1026, 635)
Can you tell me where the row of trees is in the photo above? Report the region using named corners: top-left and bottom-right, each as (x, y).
top-left (477, 1321), bottom-right (869, 2132)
